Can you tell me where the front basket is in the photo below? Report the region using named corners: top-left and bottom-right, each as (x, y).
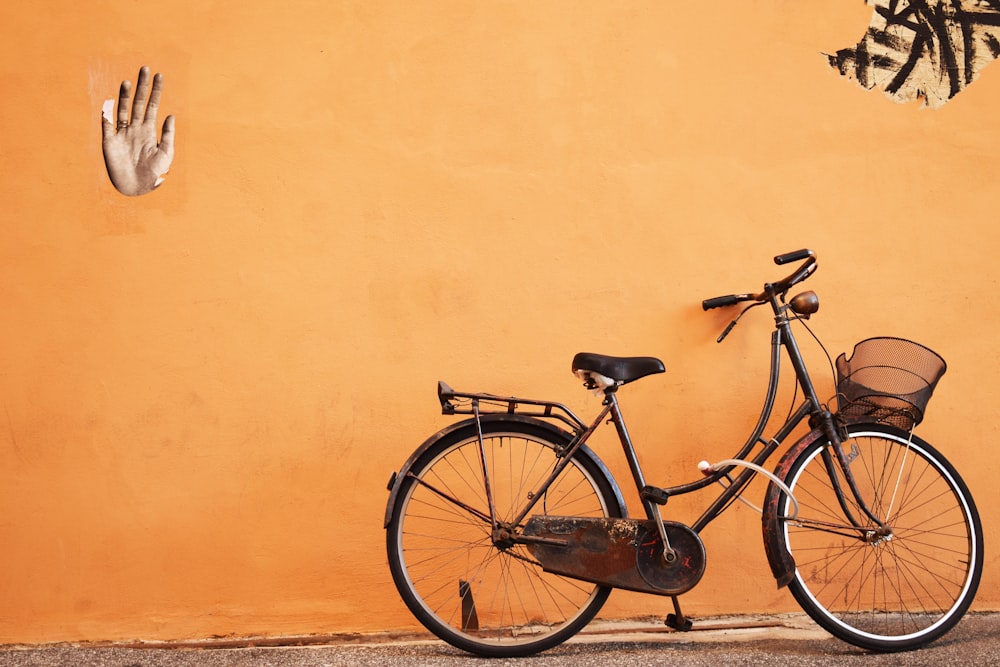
top-left (835, 337), bottom-right (946, 431)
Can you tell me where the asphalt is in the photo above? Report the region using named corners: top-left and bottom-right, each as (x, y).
top-left (1, 613), bottom-right (997, 666)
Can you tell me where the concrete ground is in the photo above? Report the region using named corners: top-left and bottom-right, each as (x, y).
top-left (0, 613), bottom-right (996, 666)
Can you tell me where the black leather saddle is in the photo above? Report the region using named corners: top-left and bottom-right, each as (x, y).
top-left (571, 352), bottom-right (665, 386)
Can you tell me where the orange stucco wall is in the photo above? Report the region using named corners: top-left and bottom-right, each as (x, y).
top-left (0, 1), bottom-right (996, 644)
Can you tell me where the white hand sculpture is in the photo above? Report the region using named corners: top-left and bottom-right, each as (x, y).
top-left (101, 66), bottom-right (176, 196)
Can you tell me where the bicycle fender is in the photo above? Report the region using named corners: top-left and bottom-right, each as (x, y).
top-left (761, 427), bottom-right (827, 588)
top-left (384, 414), bottom-right (628, 529)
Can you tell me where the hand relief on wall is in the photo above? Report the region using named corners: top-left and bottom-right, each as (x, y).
top-left (830, 0), bottom-right (1000, 107)
top-left (101, 66), bottom-right (175, 196)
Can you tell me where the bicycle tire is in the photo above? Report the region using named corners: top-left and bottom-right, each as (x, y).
top-left (385, 417), bottom-right (624, 657)
top-left (767, 422), bottom-right (983, 651)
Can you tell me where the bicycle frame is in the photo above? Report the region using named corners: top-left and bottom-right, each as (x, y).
top-left (437, 283), bottom-right (885, 555)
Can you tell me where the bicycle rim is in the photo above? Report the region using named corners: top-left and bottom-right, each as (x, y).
top-left (780, 426), bottom-right (982, 650)
top-left (386, 423), bottom-right (620, 657)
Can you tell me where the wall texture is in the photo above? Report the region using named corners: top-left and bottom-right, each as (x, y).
top-left (0, 1), bottom-right (996, 644)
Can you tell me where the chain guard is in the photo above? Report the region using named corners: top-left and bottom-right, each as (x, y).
top-left (522, 516), bottom-right (706, 596)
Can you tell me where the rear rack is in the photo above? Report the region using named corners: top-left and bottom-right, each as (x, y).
top-left (437, 381), bottom-right (587, 433)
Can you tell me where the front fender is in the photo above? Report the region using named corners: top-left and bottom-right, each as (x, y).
top-left (384, 414), bottom-right (627, 528)
top-left (761, 426), bottom-right (827, 588)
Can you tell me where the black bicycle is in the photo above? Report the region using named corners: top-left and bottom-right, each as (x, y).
top-left (384, 250), bottom-right (983, 657)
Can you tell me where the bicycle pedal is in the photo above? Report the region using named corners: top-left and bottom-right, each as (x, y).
top-left (640, 485), bottom-right (669, 505)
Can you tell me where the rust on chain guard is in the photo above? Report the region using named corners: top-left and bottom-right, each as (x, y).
top-left (523, 516), bottom-right (705, 596)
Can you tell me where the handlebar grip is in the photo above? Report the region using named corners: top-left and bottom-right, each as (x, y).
top-left (774, 249), bottom-right (814, 266)
top-left (702, 294), bottom-right (744, 310)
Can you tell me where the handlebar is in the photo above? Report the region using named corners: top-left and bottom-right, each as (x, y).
top-left (702, 293), bottom-right (756, 310)
top-left (702, 249), bottom-right (817, 310)
top-left (774, 249), bottom-right (813, 266)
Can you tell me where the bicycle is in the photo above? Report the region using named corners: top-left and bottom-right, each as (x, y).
top-left (383, 249), bottom-right (983, 657)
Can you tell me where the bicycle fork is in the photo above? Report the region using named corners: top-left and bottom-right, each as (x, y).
top-left (812, 410), bottom-right (890, 536)
top-left (778, 313), bottom-right (889, 538)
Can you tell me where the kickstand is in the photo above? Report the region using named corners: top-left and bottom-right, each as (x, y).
top-left (665, 595), bottom-right (693, 631)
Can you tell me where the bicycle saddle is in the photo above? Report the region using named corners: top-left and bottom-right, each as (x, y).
top-left (572, 352), bottom-right (665, 388)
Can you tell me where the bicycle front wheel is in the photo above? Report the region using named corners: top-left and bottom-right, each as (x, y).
top-left (773, 423), bottom-right (983, 651)
top-left (385, 418), bottom-right (623, 657)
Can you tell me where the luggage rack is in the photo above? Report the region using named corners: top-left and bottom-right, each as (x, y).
top-left (437, 381), bottom-right (587, 434)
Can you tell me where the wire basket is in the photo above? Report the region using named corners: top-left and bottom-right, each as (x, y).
top-left (835, 337), bottom-right (947, 431)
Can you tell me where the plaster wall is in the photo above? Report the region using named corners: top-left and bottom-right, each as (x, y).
top-left (0, 1), bottom-right (996, 643)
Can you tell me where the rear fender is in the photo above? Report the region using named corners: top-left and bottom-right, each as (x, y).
top-left (384, 414), bottom-right (627, 528)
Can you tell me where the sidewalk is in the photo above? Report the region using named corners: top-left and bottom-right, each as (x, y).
top-left (1, 613), bottom-right (996, 666)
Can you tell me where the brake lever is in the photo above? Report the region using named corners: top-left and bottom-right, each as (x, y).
top-left (715, 302), bottom-right (764, 343)
top-left (717, 319), bottom-right (738, 343)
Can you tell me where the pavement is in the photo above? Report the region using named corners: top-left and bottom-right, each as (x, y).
top-left (0, 613), bottom-right (997, 666)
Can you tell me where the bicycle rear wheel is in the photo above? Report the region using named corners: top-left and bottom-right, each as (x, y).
top-left (385, 418), bottom-right (623, 657)
top-left (772, 423), bottom-right (982, 651)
